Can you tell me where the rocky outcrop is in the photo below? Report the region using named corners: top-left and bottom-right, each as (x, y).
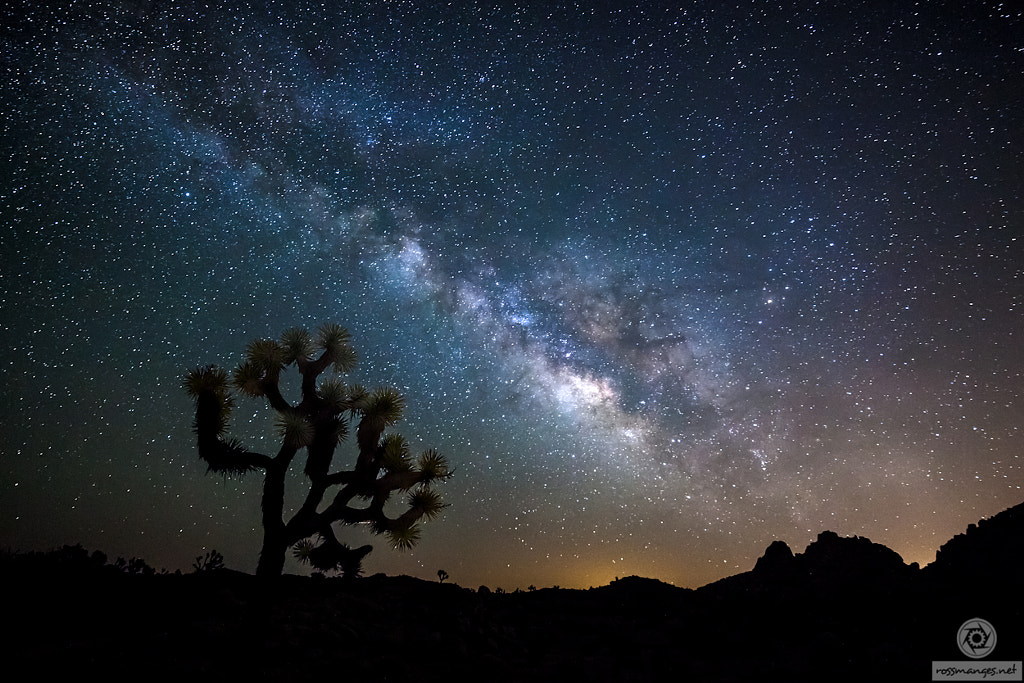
top-left (926, 500), bottom-right (1024, 588)
top-left (800, 529), bottom-right (910, 583)
top-left (752, 539), bottom-right (794, 576)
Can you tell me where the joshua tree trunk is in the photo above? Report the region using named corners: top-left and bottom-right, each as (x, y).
top-left (257, 529), bottom-right (289, 577)
top-left (256, 460), bottom-right (289, 577)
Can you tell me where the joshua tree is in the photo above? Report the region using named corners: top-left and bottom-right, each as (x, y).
top-left (192, 549), bottom-right (225, 574)
top-left (184, 324), bottom-right (452, 577)
top-left (437, 569), bottom-right (449, 583)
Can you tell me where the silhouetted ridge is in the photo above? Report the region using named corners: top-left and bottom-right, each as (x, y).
top-left (927, 500), bottom-right (1024, 585)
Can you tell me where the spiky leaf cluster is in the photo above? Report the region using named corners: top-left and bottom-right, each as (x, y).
top-left (184, 365), bottom-right (230, 399)
top-left (417, 449), bottom-right (452, 482)
top-left (386, 525), bottom-right (421, 551)
top-left (232, 360), bottom-right (266, 397)
top-left (280, 327), bottom-right (314, 364)
top-left (317, 377), bottom-right (348, 410)
top-left (292, 538), bottom-right (315, 563)
top-left (331, 344), bottom-right (358, 374)
top-left (408, 487), bottom-right (445, 521)
top-left (363, 387), bottom-right (405, 427)
top-left (317, 323), bottom-right (357, 372)
top-left (274, 412), bottom-right (314, 447)
top-left (346, 384), bottom-right (369, 411)
top-left (380, 434), bottom-right (412, 472)
top-left (246, 338), bottom-right (285, 372)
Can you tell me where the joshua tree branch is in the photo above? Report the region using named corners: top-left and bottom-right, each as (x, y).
top-left (376, 470), bottom-right (424, 493)
top-left (193, 390), bottom-right (273, 473)
top-left (318, 482), bottom-right (364, 524)
top-left (261, 381), bottom-right (292, 413)
top-left (323, 470), bottom-right (357, 486)
top-left (198, 437), bottom-right (274, 473)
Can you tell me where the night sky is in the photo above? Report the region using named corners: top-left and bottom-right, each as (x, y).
top-left (2, 1), bottom-right (1022, 590)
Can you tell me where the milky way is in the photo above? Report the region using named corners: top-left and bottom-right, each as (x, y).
top-left (2, 1), bottom-right (1022, 588)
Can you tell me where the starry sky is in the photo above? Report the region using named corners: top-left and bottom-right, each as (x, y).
top-left (2, 1), bottom-right (1022, 590)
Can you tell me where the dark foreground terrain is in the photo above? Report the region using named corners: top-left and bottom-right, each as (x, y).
top-left (4, 502), bottom-right (1023, 682)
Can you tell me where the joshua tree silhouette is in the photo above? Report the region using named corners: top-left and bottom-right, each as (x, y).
top-left (184, 324), bottom-right (452, 577)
